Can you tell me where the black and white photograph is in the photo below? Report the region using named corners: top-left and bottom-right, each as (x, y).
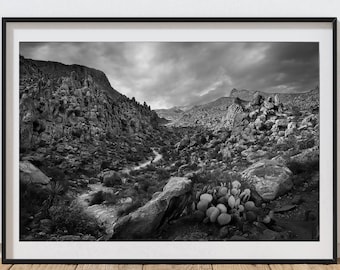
top-left (18, 41), bottom-right (321, 242)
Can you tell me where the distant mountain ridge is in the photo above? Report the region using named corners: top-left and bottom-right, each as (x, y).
top-left (230, 87), bottom-right (319, 105)
top-left (157, 87), bottom-right (319, 128)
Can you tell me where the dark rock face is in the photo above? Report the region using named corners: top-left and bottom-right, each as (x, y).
top-left (19, 56), bottom-right (161, 176)
top-left (111, 177), bottom-right (192, 239)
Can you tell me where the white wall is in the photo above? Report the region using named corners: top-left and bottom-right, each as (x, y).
top-left (0, 0), bottom-right (339, 256)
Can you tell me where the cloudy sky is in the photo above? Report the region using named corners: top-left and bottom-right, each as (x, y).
top-left (20, 42), bottom-right (319, 109)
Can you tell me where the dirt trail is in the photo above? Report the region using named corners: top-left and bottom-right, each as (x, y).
top-left (76, 148), bottom-right (163, 238)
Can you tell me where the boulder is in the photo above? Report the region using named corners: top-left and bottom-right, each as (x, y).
top-left (111, 177), bottom-right (192, 239)
top-left (285, 121), bottom-right (297, 137)
top-left (275, 119), bottom-right (288, 129)
top-left (264, 100), bottom-right (275, 110)
top-left (241, 159), bottom-right (293, 201)
top-left (254, 118), bottom-right (264, 130)
top-left (221, 103), bottom-right (244, 129)
top-left (301, 114), bottom-right (318, 127)
top-left (274, 94), bottom-right (281, 107)
top-left (19, 160), bottom-right (50, 185)
top-left (248, 110), bottom-right (258, 119)
top-left (251, 92), bottom-right (263, 106)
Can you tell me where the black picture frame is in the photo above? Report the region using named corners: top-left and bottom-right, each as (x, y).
top-left (1, 17), bottom-right (337, 264)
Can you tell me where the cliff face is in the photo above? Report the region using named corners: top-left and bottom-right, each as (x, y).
top-left (20, 56), bottom-right (120, 98)
top-left (19, 56), bottom-right (161, 175)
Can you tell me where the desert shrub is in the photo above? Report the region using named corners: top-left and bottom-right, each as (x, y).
top-left (160, 145), bottom-right (169, 155)
top-left (103, 191), bottom-right (118, 204)
top-left (144, 164), bottom-right (157, 172)
top-left (105, 131), bottom-right (115, 140)
top-left (147, 186), bottom-right (159, 195)
top-left (298, 138), bottom-right (315, 150)
top-left (139, 178), bottom-right (157, 192)
top-left (156, 168), bottom-right (170, 181)
top-left (20, 182), bottom-right (50, 234)
top-left (189, 172), bottom-right (211, 185)
top-left (49, 202), bottom-right (103, 237)
top-left (89, 191), bottom-right (105, 206)
top-left (43, 168), bottom-right (69, 192)
top-left (100, 160), bottom-right (111, 171)
top-left (126, 154), bottom-right (142, 162)
top-left (287, 160), bottom-right (319, 187)
top-left (103, 171), bottom-right (121, 187)
top-left (43, 167), bottom-right (65, 181)
top-left (89, 190), bottom-right (119, 206)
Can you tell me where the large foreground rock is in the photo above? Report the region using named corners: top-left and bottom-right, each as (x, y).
top-left (289, 146), bottom-right (319, 164)
top-left (19, 160), bottom-right (50, 185)
top-left (241, 160), bottom-right (293, 201)
top-left (111, 177), bottom-right (192, 239)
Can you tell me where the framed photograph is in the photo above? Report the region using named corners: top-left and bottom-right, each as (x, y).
top-left (2, 17), bottom-right (337, 263)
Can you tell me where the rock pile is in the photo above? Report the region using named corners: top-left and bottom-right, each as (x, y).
top-left (171, 89), bottom-right (319, 207)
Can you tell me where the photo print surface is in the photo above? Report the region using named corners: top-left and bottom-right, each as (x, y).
top-left (19, 42), bottom-right (320, 241)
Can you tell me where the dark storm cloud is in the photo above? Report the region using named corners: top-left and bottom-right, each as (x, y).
top-left (20, 42), bottom-right (319, 109)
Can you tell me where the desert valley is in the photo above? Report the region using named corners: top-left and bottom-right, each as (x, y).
top-left (19, 55), bottom-right (319, 241)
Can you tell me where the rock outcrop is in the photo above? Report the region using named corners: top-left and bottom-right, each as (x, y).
top-left (241, 160), bottom-right (293, 201)
top-left (216, 100), bottom-right (245, 130)
top-left (111, 177), bottom-right (192, 239)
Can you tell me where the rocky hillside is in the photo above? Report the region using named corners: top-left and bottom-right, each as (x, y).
top-left (19, 56), bottom-right (162, 177)
top-left (20, 56), bottom-right (121, 98)
top-left (155, 107), bottom-right (185, 123)
top-left (162, 87), bottom-right (319, 128)
top-left (163, 89), bottom-right (319, 240)
top-left (170, 97), bottom-right (236, 128)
